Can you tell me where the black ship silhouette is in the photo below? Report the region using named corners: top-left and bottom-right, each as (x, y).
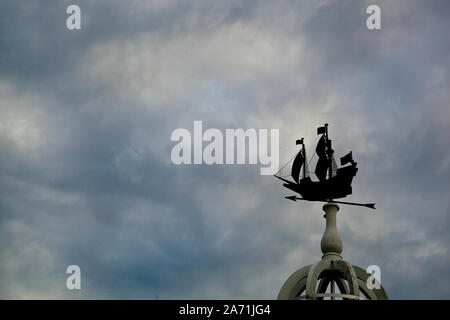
top-left (275, 124), bottom-right (375, 209)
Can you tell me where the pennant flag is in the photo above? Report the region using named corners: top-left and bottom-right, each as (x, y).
top-left (340, 151), bottom-right (353, 165)
top-left (317, 126), bottom-right (326, 135)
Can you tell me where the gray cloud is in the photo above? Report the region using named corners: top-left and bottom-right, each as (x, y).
top-left (0, 0), bottom-right (449, 299)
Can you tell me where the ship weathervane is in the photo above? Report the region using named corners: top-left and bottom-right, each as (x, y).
top-left (275, 124), bottom-right (375, 209)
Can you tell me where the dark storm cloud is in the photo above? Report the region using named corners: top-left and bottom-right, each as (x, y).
top-left (0, 0), bottom-right (449, 299)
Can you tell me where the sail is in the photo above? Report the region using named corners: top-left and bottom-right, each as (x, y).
top-left (291, 150), bottom-right (304, 184)
top-left (315, 136), bottom-right (328, 182)
top-left (315, 156), bottom-right (328, 182)
top-left (315, 135), bottom-right (327, 158)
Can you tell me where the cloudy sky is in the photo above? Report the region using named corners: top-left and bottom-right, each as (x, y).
top-left (0, 0), bottom-right (449, 299)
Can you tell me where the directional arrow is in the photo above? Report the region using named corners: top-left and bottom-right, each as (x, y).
top-left (285, 195), bottom-right (298, 202)
top-left (284, 196), bottom-right (376, 210)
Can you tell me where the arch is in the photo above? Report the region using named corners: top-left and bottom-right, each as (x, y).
top-left (332, 260), bottom-right (360, 297)
top-left (277, 265), bottom-right (312, 300)
top-left (305, 260), bottom-right (331, 298)
top-left (278, 261), bottom-right (388, 300)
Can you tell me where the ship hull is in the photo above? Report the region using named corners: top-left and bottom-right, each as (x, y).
top-left (282, 164), bottom-right (358, 201)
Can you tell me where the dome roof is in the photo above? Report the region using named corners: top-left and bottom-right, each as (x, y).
top-left (278, 203), bottom-right (388, 300)
top-left (278, 259), bottom-right (388, 300)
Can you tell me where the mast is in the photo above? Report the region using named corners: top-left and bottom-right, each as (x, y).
top-left (315, 134), bottom-right (328, 182)
top-left (315, 124), bottom-right (333, 182)
top-left (325, 124), bottom-right (333, 180)
top-left (303, 143), bottom-right (307, 179)
top-left (297, 138), bottom-right (306, 179)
